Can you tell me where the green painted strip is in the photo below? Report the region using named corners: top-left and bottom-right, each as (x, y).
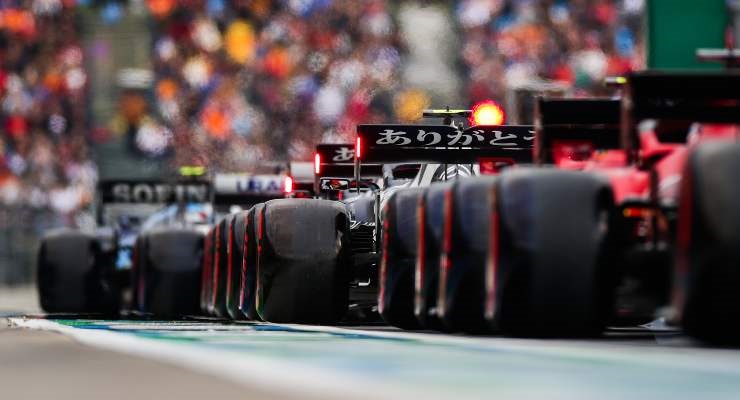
top-left (43, 319), bottom-right (740, 400)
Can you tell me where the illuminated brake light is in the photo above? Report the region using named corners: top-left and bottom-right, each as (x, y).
top-left (314, 153), bottom-right (321, 175)
top-left (623, 207), bottom-right (652, 218)
top-left (552, 140), bottom-right (594, 164)
top-left (283, 176), bottom-right (294, 194)
top-left (471, 100), bottom-right (505, 126)
top-left (355, 136), bottom-right (362, 159)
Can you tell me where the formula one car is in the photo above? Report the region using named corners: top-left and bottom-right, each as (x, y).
top-left (472, 72), bottom-right (740, 339)
top-left (38, 175), bottom-right (211, 316)
top-left (372, 119), bottom-right (534, 330)
top-left (383, 98), bottom-right (622, 333)
top-left (242, 110), bottom-right (533, 324)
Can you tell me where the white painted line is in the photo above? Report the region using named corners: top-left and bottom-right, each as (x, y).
top-left (9, 318), bottom-right (432, 400)
top-left (273, 323), bottom-right (740, 375)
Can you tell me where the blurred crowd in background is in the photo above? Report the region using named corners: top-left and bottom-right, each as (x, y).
top-left (457, 0), bottom-right (644, 103)
top-left (147, 0), bottom-right (404, 171)
top-left (0, 2), bottom-right (95, 222)
top-left (0, 0), bottom-right (643, 282)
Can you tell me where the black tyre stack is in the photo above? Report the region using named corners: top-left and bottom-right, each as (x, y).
top-left (37, 230), bottom-right (119, 315)
top-left (678, 142), bottom-right (740, 344)
top-left (378, 188), bottom-right (426, 329)
top-left (415, 182), bottom-right (454, 330)
top-left (437, 176), bottom-right (497, 333)
top-left (491, 168), bottom-right (616, 337)
top-left (255, 199), bottom-right (351, 324)
top-left (136, 228), bottom-right (204, 317)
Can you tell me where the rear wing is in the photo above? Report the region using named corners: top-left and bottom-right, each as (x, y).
top-left (315, 144), bottom-right (382, 176)
top-left (315, 144), bottom-right (382, 194)
top-left (356, 124), bottom-right (533, 165)
top-left (534, 98), bottom-right (621, 164)
top-left (213, 173), bottom-right (286, 208)
top-left (97, 179), bottom-right (212, 224)
top-left (622, 71), bottom-right (740, 162)
top-left (99, 179), bottom-right (212, 204)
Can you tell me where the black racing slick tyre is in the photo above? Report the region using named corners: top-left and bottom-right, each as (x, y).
top-left (226, 212), bottom-right (248, 320)
top-left (200, 226), bottom-right (215, 315)
top-left (490, 168), bottom-right (615, 337)
top-left (678, 142), bottom-right (740, 345)
top-left (132, 233), bottom-right (146, 312)
top-left (415, 182), bottom-right (455, 330)
top-left (211, 216), bottom-right (231, 317)
top-left (37, 230), bottom-right (119, 314)
top-left (438, 176), bottom-right (497, 333)
top-left (256, 199), bottom-right (351, 324)
top-left (137, 228), bottom-right (204, 317)
top-left (379, 188), bottom-right (426, 330)
top-left (239, 204), bottom-right (264, 321)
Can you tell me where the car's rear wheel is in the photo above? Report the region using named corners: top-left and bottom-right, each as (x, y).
top-left (226, 212), bottom-right (248, 320)
top-left (132, 233), bottom-right (146, 312)
top-left (239, 204), bottom-right (264, 321)
top-left (37, 230), bottom-right (119, 314)
top-left (678, 142), bottom-right (740, 344)
top-left (200, 226), bottom-right (215, 315)
top-left (255, 199), bottom-right (351, 323)
top-left (438, 176), bottom-right (497, 333)
top-left (137, 228), bottom-right (204, 317)
top-left (489, 168), bottom-right (616, 337)
top-left (211, 216), bottom-right (231, 317)
top-left (415, 182), bottom-right (454, 330)
top-left (379, 188), bottom-right (426, 330)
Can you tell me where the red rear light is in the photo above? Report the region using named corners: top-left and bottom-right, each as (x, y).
top-left (314, 153), bottom-right (321, 175)
top-left (470, 100), bottom-right (505, 126)
top-left (552, 140), bottom-right (594, 164)
top-left (283, 176), bottom-right (294, 194)
top-left (355, 136), bottom-right (362, 159)
top-left (479, 157), bottom-right (515, 175)
top-left (622, 207), bottom-right (653, 218)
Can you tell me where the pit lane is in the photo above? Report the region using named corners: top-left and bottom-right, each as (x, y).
top-left (7, 316), bottom-right (740, 400)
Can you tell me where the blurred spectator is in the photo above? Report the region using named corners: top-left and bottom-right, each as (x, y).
top-left (0, 2), bottom-right (95, 223)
